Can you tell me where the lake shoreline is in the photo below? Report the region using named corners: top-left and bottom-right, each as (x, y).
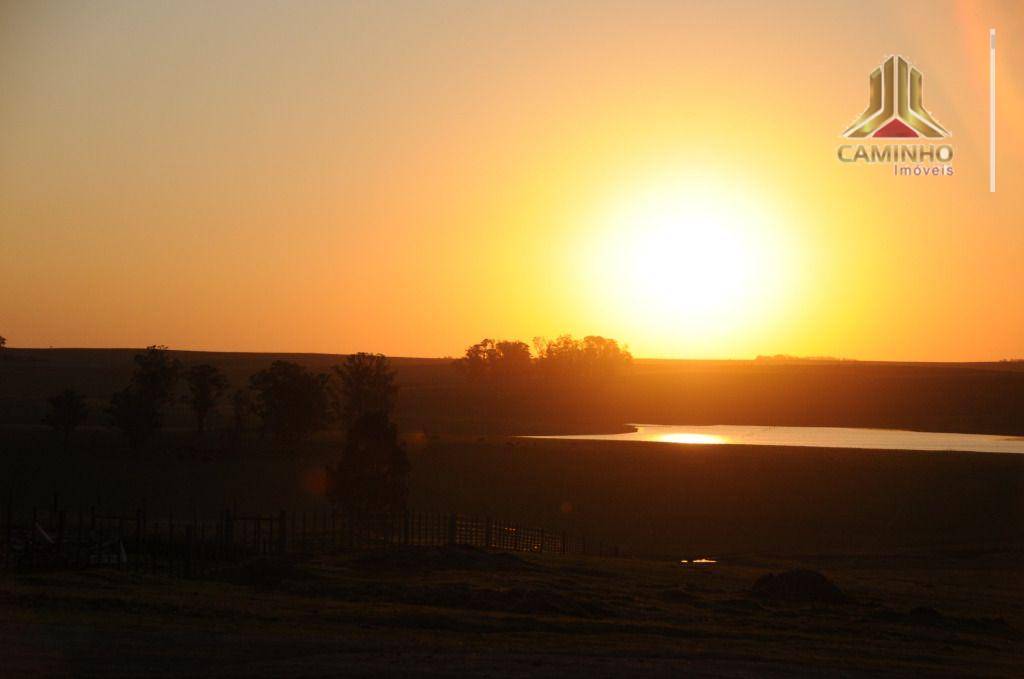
top-left (524, 423), bottom-right (1024, 454)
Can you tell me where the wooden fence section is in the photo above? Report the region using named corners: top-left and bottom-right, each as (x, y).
top-left (1, 500), bottom-right (617, 576)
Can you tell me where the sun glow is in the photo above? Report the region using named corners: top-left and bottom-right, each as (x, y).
top-left (577, 174), bottom-right (801, 353)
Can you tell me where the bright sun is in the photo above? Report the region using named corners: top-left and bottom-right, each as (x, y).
top-left (577, 174), bottom-right (799, 351)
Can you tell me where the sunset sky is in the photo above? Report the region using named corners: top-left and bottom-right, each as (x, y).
top-left (2, 0), bottom-right (1021, 360)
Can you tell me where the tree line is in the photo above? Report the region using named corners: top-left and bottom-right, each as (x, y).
top-left (454, 335), bottom-right (632, 381)
top-left (39, 333), bottom-right (632, 448)
top-left (42, 347), bottom-right (407, 516)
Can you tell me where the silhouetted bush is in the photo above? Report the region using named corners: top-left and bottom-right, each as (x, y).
top-left (534, 335), bottom-right (632, 380)
top-left (455, 335), bottom-right (631, 382)
top-left (327, 411), bottom-right (409, 516)
top-left (43, 388), bottom-right (88, 452)
top-left (185, 363), bottom-right (229, 432)
top-left (454, 339), bottom-right (533, 380)
top-left (107, 346), bottom-right (182, 448)
top-left (331, 353), bottom-right (396, 424)
top-left (249, 361), bottom-right (328, 442)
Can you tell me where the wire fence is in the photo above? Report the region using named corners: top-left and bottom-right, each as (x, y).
top-left (1, 497), bottom-right (619, 577)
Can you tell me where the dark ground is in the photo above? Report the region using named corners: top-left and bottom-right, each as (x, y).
top-left (2, 545), bottom-right (1021, 677)
top-left (1, 349), bottom-right (1023, 675)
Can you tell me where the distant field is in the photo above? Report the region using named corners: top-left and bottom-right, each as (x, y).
top-left (2, 348), bottom-right (1023, 435)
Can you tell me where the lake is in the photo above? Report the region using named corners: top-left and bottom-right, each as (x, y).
top-left (528, 424), bottom-right (1024, 454)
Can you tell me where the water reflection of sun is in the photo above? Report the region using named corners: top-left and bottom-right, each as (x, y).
top-left (658, 433), bottom-right (726, 445)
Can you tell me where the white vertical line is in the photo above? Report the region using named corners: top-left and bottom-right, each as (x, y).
top-left (990, 29), bottom-right (996, 193)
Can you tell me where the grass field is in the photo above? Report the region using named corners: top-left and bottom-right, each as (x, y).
top-left (3, 432), bottom-right (1022, 558)
top-left (2, 545), bottom-right (1020, 677)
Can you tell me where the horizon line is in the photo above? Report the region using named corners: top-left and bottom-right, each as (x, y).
top-left (2, 345), bottom-right (1021, 365)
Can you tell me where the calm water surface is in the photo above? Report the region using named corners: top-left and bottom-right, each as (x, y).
top-left (530, 424), bottom-right (1024, 454)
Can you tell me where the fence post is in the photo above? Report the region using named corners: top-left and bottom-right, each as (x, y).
top-left (192, 506), bottom-right (199, 569)
top-left (447, 514), bottom-right (457, 546)
top-left (135, 508), bottom-right (142, 571)
top-left (76, 506), bottom-right (84, 567)
top-left (224, 508), bottom-right (234, 558)
top-left (4, 490), bottom-right (11, 571)
top-left (29, 506), bottom-right (37, 568)
top-left (57, 509), bottom-right (66, 561)
top-left (199, 522), bottom-right (206, 577)
top-left (117, 514), bottom-right (125, 571)
top-left (278, 510), bottom-right (287, 555)
top-left (168, 510), bottom-right (175, 576)
top-left (141, 505), bottom-right (148, 572)
top-left (184, 525), bottom-right (194, 578)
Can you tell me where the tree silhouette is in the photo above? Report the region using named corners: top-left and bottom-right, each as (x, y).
top-left (534, 334), bottom-right (631, 380)
top-left (533, 335), bottom-right (580, 377)
top-left (331, 353), bottom-right (396, 424)
top-left (249, 361), bottom-right (328, 442)
top-left (454, 339), bottom-right (533, 379)
top-left (107, 346), bottom-right (182, 448)
top-left (231, 388), bottom-right (253, 433)
top-left (43, 389), bottom-right (88, 452)
top-left (579, 335), bottom-right (633, 378)
top-left (327, 411), bottom-right (409, 517)
top-left (0, 335), bottom-right (6, 349)
top-left (129, 345), bottom-right (182, 405)
top-left (185, 364), bottom-right (229, 432)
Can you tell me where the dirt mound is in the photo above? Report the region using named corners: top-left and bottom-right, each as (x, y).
top-left (751, 569), bottom-right (848, 604)
top-left (352, 545), bottom-right (531, 573)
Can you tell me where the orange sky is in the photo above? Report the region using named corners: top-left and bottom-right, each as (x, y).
top-left (1, 1), bottom-right (1021, 360)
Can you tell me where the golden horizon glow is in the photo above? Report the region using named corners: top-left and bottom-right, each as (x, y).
top-left (1, 1), bottom-right (1021, 360)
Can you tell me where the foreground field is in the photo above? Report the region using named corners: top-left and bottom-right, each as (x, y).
top-left (2, 545), bottom-right (1021, 677)
top-left (3, 433), bottom-right (1023, 557)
